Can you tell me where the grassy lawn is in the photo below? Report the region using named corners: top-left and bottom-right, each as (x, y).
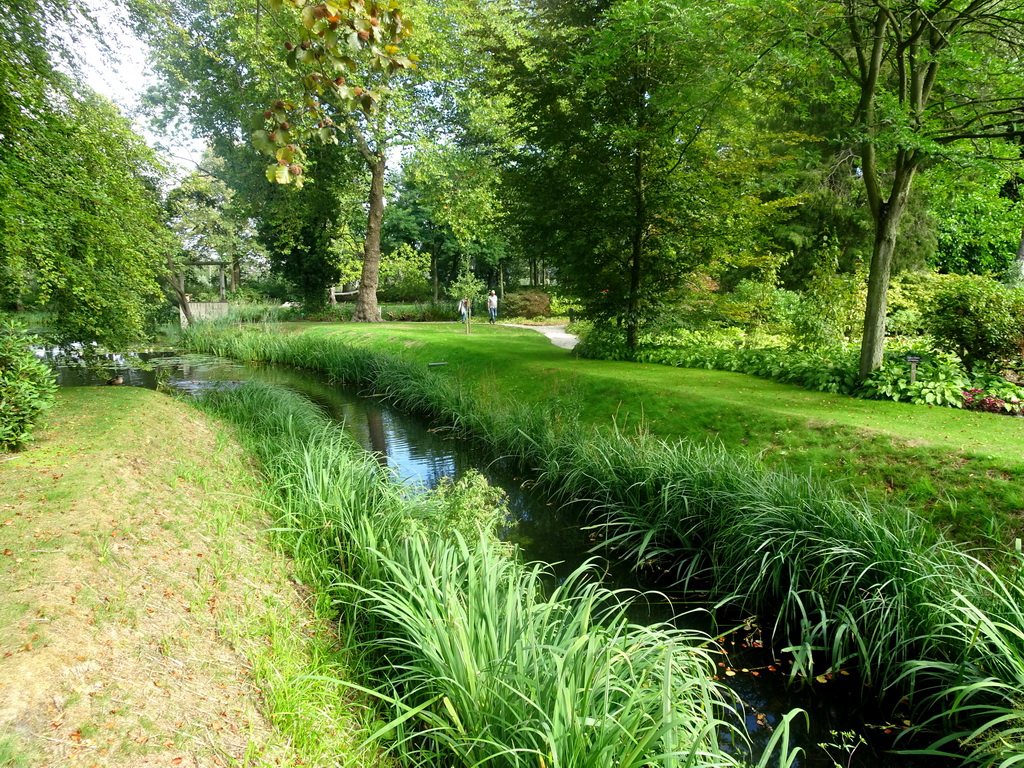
top-left (284, 321), bottom-right (1024, 542)
top-left (0, 387), bottom-right (374, 767)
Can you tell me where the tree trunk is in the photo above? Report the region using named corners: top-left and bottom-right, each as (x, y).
top-left (230, 243), bottom-right (240, 294)
top-left (167, 265), bottom-right (194, 327)
top-left (626, 99), bottom-right (647, 353)
top-left (431, 243), bottom-right (439, 302)
top-left (858, 193), bottom-right (911, 378)
top-left (352, 155), bottom-right (385, 322)
top-left (1015, 227), bottom-right (1024, 278)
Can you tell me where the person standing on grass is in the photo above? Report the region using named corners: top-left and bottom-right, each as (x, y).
top-left (459, 297), bottom-right (470, 323)
top-left (487, 290), bottom-right (498, 324)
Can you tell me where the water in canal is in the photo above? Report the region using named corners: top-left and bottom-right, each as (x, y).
top-left (46, 349), bottom-right (940, 767)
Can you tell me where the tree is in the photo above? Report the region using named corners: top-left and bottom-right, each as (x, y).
top-left (165, 154), bottom-right (272, 316)
top-left (1, 0), bottom-right (171, 347)
top-left (0, 83), bottom-right (171, 346)
top-left (131, 0), bottom-right (361, 310)
top-left (930, 165), bottom-right (1024, 276)
top-left (252, 0), bottom-right (418, 321)
top-left (786, 0), bottom-right (1024, 377)
top-left (388, 146), bottom-right (508, 298)
top-left (495, 0), bottom-right (791, 349)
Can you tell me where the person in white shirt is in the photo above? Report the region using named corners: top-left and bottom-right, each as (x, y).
top-left (487, 290), bottom-right (498, 324)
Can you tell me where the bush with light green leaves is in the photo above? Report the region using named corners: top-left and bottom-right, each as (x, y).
top-left (0, 320), bottom-right (57, 451)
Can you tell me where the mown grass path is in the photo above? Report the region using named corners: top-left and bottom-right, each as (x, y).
top-left (284, 321), bottom-right (1024, 541)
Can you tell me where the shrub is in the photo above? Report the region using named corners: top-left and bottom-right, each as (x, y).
top-left (858, 350), bottom-right (969, 407)
top-left (573, 322), bottom-right (633, 361)
top-left (788, 239), bottom-right (867, 347)
top-left (548, 290), bottom-right (582, 318)
top-left (926, 274), bottom-right (1024, 370)
top-left (0, 320), bottom-right (58, 451)
top-left (383, 302), bottom-right (451, 322)
top-left (962, 372), bottom-right (1024, 414)
top-left (501, 290), bottom-right (551, 318)
top-left (719, 280), bottom-right (800, 336)
top-left (378, 243), bottom-right (432, 302)
top-left (962, 388), bottom-right (1022, 414)
top-left (885, 272), bottom-right (947, 337)
top-left (413, 470), bottom-right (511, 539)
top-left (279, 303), bottom-right (355, 322)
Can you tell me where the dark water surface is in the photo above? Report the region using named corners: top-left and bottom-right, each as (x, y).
top-left (46, 349), bottom-right (939, 767)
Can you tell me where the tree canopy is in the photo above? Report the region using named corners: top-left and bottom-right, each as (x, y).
top-left (1, 0), bottom-right (171, 347)
top-left (5, 0), bottom-right (1024, 365)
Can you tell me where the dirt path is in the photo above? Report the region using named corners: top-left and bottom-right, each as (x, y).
top-left (499, 324), bottom-right (579, 350)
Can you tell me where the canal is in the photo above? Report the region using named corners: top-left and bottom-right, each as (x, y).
top-left (44, 348), bottom-right (937, 767)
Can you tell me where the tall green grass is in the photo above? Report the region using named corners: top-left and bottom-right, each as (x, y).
top-left (184, 323), bottom-right (1024, 765)
top-left (197, 381), bottom-right (794, 767)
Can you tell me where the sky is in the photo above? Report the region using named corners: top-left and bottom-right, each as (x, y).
top-left (77, 0), bottom-right (205, 174)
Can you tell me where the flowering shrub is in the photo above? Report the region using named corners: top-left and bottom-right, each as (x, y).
top-left (960, 374), bottom-right (1024, 414)
top-left (961, 389), bottom-right (1022, 414)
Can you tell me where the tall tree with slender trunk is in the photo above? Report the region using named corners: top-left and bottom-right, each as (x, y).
top-left (786, 0), bottom-right (1024, 377)
top-left (494, 0), bottom-right (791, 350)
top-left (253, 0), bottom-right (417, 321)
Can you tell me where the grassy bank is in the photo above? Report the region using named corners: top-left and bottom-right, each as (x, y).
top-left (181, 322), bottom-right (1024, 765)
top-left (272, 321), bottom-right (1024, 544)
top-left (0, 387), bottom-right (376, 767)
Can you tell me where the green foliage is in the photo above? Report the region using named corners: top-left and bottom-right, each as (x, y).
top-left (547, 291), bottom-right (581, 318)
top-left (164, 156), bottom-right (270, 301)
top-left (446, 270), bottom-right (486, 306)
top-left (788, 240), bottom-right (866, 347)
top-left (885, 271), bottom-right (947, 337)
top-left (584, 324), bottom-right (862, 395)
top-left (926, 275), bottom-right (1024, 370)
top-left (716, 279), bottom-right (799, 336)
top-left (772, 0), bottom-right (1024, 376)
top-left (188, 325), bottom-right (1024, 764)
top-left (859, 350), bottom-right (970, 408)
top-left (409, 470), bottom-right (509, 540)
top-left (0, 320), bottom-right (57, 451)
top-left (131, 0), bottom-right (372, 314)
top-left (573, 322), bottom-right (636, 362)
top-left (931, 169), bottom-right (1024, 276)
top-left (377, 243), bottom-right (431, 302)
top-left (0, 83), bottom-right (171, 347)
top-left (499, 0), bottom-right (794, 348)
top-left (500, 290), bottom-right (550, 319)
top-left (251, 0), bottom-right (417, 186)
top-left (581, 322), bottom-right (1024, 411)
top-left (964, 374), bottom-right (1024, 414)
top-left (280, 303), bottom-right (355, 322)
